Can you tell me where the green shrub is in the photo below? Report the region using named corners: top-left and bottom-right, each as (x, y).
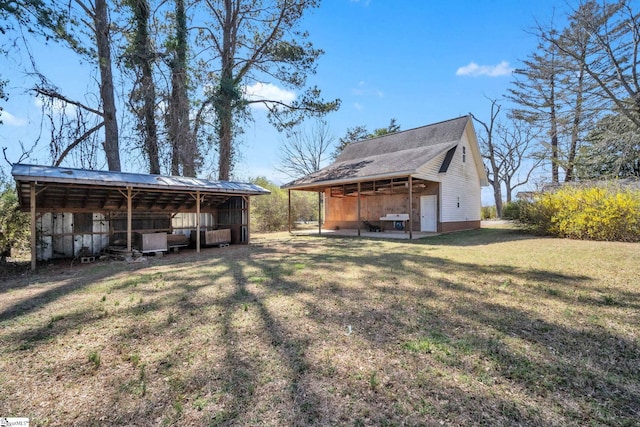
top-left (0, 181), bottom-right (29, 261)
top-left (519, 184), bottom-right (640, 241)
top-left (481, 205), bottom-right (497, 220)
top-left (250, 177), bottom-right (320, 232)
top-left (501, 201), bottom-right (522, 220)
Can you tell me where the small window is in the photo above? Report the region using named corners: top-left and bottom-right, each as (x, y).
top-left (462, 146), bottom-right (466, 163)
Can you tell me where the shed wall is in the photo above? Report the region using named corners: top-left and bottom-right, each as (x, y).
top-left (36, 213), bottom-right (109, 260)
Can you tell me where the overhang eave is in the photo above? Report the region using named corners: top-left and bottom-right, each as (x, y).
top-left (283, 170), bottom-right (417, 192)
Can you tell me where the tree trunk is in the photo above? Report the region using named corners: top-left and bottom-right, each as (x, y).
top-left (94, 0), bottom-right (120, 171)
top-left (549, 73), bottom-right (559, 184)
top-left (504, 177), bottom-right (512, 203)
top-left (216, 0), bottom-right (237, 181)
top-left (565, 59), bottom-right (585, 182)
top-left (134, 0), bottom-right (160, 174)
top-left (168, 0), bottom-right (195, 177)
top-left (492, 176), bottom-right (503, 217)
top-left (217, 96), bottom-right (233, 181)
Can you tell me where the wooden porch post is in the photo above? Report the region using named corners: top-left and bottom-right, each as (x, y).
top-left (30, 182), bottom-right (36, 271)
top-left (357, 182), bottom-right (361, 237)
top-left (318, 191), bottom-right (322, 235)
top-left (245, 196), bottom-right (251, 244)
top-left (408, 176), bottom-right (413, 240)
top-left (196, 190), bottom-right (201, 253)
top-left (127, 186), bottom-right (132, 253)
top-left (288, 189), bottom-right (292, 234)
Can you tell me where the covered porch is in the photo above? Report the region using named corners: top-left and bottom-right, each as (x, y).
top-left (286, 175), bottom-right (441, 240)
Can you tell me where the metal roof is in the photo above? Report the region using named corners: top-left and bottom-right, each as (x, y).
top-left (12, 164), bottom-right (269, 213)
top-left (12, 164), bottom-right (269, 194)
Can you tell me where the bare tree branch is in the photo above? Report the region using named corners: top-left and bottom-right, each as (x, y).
top-left (54, 121), bottom-right (105, 166)
top-left (33, 86), bottom-right (104, 117)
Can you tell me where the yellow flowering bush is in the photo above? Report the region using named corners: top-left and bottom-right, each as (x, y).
top-left (519, 184), bottom-right (640, 241)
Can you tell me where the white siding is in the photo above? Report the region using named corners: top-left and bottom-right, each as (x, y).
top-left (172, 213), bottom-right (216, 235)
top-left (36, 213), bottom-right (53, 260)
top-left (415, 149), bottom-right (447, 181)
top-left (439, 132), bottom-right (482, 222)
top-left (35, 212), bottom-right (111, 260)
top-left (93, 213), bottom-right (110, 253)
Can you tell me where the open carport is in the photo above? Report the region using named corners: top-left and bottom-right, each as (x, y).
top-left (12, 164), bottom-right (269, 270)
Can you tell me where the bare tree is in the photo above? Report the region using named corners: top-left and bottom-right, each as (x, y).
top-left (471, 100), bottom-right (504, 216)
top-left (473, 99), bottom-right (543, 215)
top-left (33, 87), bottom-right (104, 168)
top-left (495, 117), bottom-right (544, 202)
top-left (277, 120), bottom-right (334, 178)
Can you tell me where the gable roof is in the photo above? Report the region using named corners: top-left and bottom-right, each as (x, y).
top-left (283, 115), bottom-right (485, 189)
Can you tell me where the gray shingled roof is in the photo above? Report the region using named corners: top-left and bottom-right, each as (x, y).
top-left (283, 116), bottom-right (470, 189)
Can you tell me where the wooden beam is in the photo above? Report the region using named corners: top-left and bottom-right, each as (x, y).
top-left (409, 175), bottom-right (413, 240)
top-left (318, 191), bottom-right (322, 235)
top-left (357, 182), bottom-right (361, 237)
top-left (245, 196), bottom-right (251, 244)
top-left (288, 189), bottom-right (292, 234)
top-left (127, 186), bottom-right (133, 253)
top-left (196, 190), bottom-right (201, 253)
top-left (30, 182), bottom-right (36, 271)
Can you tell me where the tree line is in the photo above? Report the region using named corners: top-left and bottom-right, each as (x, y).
top-left (474, 0), bottom-right (640, 217)
top-left (1, 0), bottom-right (339, 180)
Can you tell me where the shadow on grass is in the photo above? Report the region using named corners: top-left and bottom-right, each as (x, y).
top-left (2, 227), bottom-right (639, 425)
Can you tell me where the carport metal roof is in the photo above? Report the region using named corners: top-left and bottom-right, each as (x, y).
top-left (12, 164), bottom-right (269, 213)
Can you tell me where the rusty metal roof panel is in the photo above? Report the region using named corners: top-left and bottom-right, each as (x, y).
top-left (11, 164), bottom-right (270, 195)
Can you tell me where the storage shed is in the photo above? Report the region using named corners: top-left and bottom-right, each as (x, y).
top-left (282, 116), bottom-right (488, 238)
top-left (11, 164), bottom-right (269, 270)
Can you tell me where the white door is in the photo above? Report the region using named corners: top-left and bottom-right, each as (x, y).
top-left (420, 195), bottom-right (437, 232)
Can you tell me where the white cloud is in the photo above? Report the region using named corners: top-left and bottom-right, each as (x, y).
top-left (0, 110), bottom-right (27, 126)
top-left (456, 61), bottom-right (514, 77)
top-left (244, 82), bottom-right (296, 110)
top-left (351, 81), bottom-right (384, 97)
top-left (34, 96), bottom-right (77, 115)
top-left (351, 0), bottom-right (371, 6)
top-left (353, 102), bottom-right (363, 111)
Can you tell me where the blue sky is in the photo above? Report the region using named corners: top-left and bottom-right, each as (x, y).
top-left (0, 0), bottom-right (567, 198)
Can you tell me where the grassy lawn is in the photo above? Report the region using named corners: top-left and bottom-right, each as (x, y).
top-left (0, 223), bottom-right (638, 426)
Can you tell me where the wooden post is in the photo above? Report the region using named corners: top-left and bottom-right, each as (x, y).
top-left (127, 186), bottom-right (132, 253)
top-left (357, 182), bottom-right (361, 237)
top-left (245, 196), bottom-right (251, 244)
top-left (196, 190), bottom-right (201, 253)
top-left (408, 176), bottom-right (413, 240)
top-left (30, 182), bottom-right (36, 271)
top-left (317, 191), bottom-right (323, 235)
top-left (288, 189), bottom-right (292, 234)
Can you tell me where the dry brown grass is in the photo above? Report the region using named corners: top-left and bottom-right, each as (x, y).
top-left (0, 224), bottom-right (638, 426)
